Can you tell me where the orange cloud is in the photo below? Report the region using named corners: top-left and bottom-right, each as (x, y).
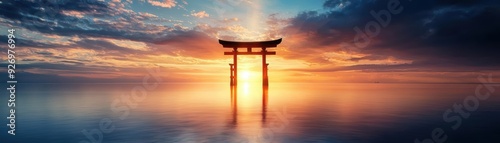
top-left (191, 11), bottom-right (209, 18)
top-left (147, 0), bottom-right (176, 8)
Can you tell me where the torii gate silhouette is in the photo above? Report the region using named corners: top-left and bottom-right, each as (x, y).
top-left (219, 38), bottom-right (282, 87)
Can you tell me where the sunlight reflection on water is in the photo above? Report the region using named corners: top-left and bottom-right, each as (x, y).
top-left (1, 83), bottom-right (499, 143)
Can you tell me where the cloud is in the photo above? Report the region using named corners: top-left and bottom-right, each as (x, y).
top-left (0, 0), bottom-right (176, 43)
top-left (1, 0), bottom-right (499, 83)
top-left (0, 0), bottom-right (231, 60)
top-left (61, 10), bottom-right (86, 18)
top-left (139, 12), bottom-right (159, 18)
top-left (277, 0), bottom-right (500, 72)
top-left (147, 0), bottom-right (177, 8)
top-left (152, 30), bottom-right (223, 59)
top-left (191, 11), bottom-right (210, 18)
top-left (0, 63), bottom-right (168, 83)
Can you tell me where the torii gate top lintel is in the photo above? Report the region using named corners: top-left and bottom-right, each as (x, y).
top-left (219, 38), bottom-right (282, 48)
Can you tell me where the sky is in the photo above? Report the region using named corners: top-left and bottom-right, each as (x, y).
top-left (0, 0), bottom-right (499, 83)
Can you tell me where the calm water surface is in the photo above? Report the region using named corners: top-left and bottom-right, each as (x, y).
top-left (1, 83), bottom-right (499, 143)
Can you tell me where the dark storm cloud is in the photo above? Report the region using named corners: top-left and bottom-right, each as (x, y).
top-left (0, 35), bottom-right (145, 57)
top-left (0, 35), bottom-right (65, 48)
top-left (284, 0), bottom-right (500, 70)
top-left (72, 39), bottom-right (143, 54)
top-left (0, 0), bottom-right (109, 19)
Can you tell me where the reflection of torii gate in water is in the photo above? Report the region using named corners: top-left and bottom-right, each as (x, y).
top-left (219, 38), bottom-right (282, 87)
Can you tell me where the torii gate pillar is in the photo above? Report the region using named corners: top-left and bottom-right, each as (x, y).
top-left (219, 38), bottom-right (282, 87)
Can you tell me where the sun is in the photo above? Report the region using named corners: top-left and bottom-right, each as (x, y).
top-left (240, 71), bottom-right (251, 81)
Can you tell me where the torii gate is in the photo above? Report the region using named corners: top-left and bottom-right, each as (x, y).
top-left (219, 38), bottom-right (282, 87)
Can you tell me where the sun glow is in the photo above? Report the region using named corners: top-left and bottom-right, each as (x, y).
top-left (240, 71), bottom-right (252, 81)
top-left (236, 70), bottom-right (263, 96)
top-left (238, 70), bottom-right (262, 83)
